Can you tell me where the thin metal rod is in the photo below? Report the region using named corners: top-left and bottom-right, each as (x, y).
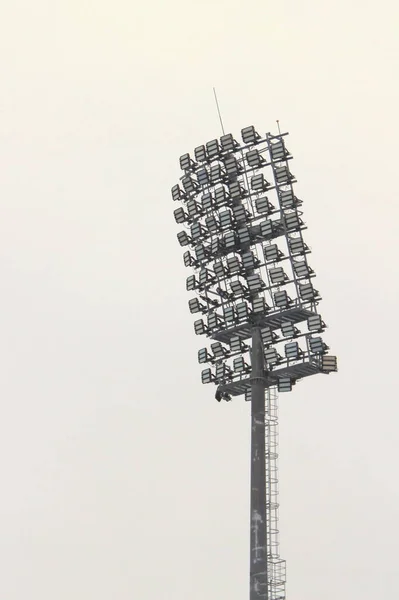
top-left (250, 327), bottom-right (268, 600)
top-left (213, 87), bottom-right (225, 135)
top-left (276, 120), bottom-right (281, 134)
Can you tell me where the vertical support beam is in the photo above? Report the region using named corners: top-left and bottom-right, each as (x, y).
top-left (250, 327), bottom-right (268, 600)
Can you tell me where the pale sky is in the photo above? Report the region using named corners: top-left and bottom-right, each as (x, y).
top-left (0, 1), bottom-right (398, 599)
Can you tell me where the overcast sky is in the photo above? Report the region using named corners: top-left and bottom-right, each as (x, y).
top-left (0, 1), bottom-right (398, 598)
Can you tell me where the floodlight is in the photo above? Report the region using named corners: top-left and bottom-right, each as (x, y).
top-left (194, 319), bottom-right (207, 335)
top-left (247, 274), bottom-right (263, 292)
top-left (251, 173), bottom-right (269, 192)
top-left (242, 251), bottom-right (256, 271)
top-left (210, 163), bottom-right (225, 184)
top-left (210, 237), bottom-right (222, 256)
top-left (261, 326), bottom-right (278, 346)
top-left (207, 312), bottom-right (222, 329)
top-left (281, 322), bottom-right (299, 338)
top-left (299, 282), bottom-right (319, 301)
top-left (233, 356), bottom-right (250, 373)
top-left (174, 207), bottom-right (187, 224)
top-left (186, 275), bottom-right (197, 291)
top-left (224, 231), bottom-right (238, 250)
top-left (215, 362), bottom-right (231, 381)
top-left (233, 205), bottom-right (247, 223)
top-left (309, 336), bottom-right (327, 354)
top-left (171, 184), bottom-right (186, 202)
top-left (179, 153), bottom-right (195, 171)
top-left (214, 186), bottom-right (228, 206)
top-left (280, 189), bottom-right (298, 208)
top-left (264, 244), bottom-right (283, 263)
top-left (278, 378), bottom-right (292, 393)
top-left (230, 280), bottom-right (247, 296)
top-left (285, 342), bottom-right (301, 360)
top-left (288, 237), bottom-right (308, 255)
top-left (224, 155), bottom-right (240, 175)
top-left (195, 244), bottom-right (207, 261)
top-left (197, 167), bottom-right (209, 187)
top-left (189, 298), bottom-right (205, 314)
top-left (198, 348), bottom-right (211, 364)
top-left (284, 212), bottom-right (302, 231)
top-left (219, 210), bottom-right (233, 229)
top-left (182, 175), bottom-right (198, 193)
top-left (241, 125), bottom-right (260, 145)
top-left (220, 133), bottom-right (238, 153)
top-left (252, 297), bottom-right (268, 314)
top-left (256, 197), bottom-right (272, 215)
top-left (238, 227), bottom-right (251, 245)
top-left (191, 222), bottom-right (206, 240)
top-left (213, 260), bottom-right (226, 278)
top-left (205, 214), bottom-right (219, 233)
top-left (269, 267), bottom-right (287, 285)
top-left (194, 145), bottom-right (207, 162)
top-left (260, 219), bottom-right (274, 238)
top-left (201, 192), bottom-right (214, 211)
top-left (245, 388), bottom-right (252, 402)
top-left (246, 149), bottom-right (265, 168)
top-left (307, 314), bottom-right (325, 332)
top-left (229, 180), bottom-right (246, 199)
top-left (199, 268), bottom-right (215, 286)
top-left (321, 355), bottom-right (338, 372)
top-left (177, 231), bottom-right (191, 246)
top-left (274, 290), bottom-right (291, 308)
top-left (206, 139), bottom-right (220, 158)
top-left (270, 141), bottom-right (288, 162)
top-left (236, 302), bottom-right (249, 321)
top-left (293, 261), bottom-right (314, 279)
top-left (183, 251), bottom-right (196, 267)
top-left (230, 336), bottom-right (246, 353)
top-left (264, 348), bottom-right (280, 365)
top-left (211, 342), bottom-right (228, 359)
top-left (201, 368), bottom-right (213, 383)
top-left (227, 256), bottom-right (241, 273)
top-left (274, 166), bottom-right (293, 184)
top-left (223, 305), bottom-right (236, 322)
top-left (186, 199), bottom-right (200, 218)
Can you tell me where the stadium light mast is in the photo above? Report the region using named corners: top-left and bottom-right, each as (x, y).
top-left (171, 125), bottom-right (337, 600)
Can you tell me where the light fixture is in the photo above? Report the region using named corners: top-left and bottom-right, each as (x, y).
top-left (247, 274), bottom-right (263, 292)
top-left (246, 149), bottom-right (265, 168)
top-left (207, 312), bottom-right (222, 330)
top-left (199, 268), bottom-right (215, 286)
top-left (230, 336), bottom-right (246, 354)
top-left (233, 356), bottom-right (250, 373)
top-left (227, 256), bottom-right (241, 273)
top-left (269, 141), bottom-right (288, 162)
top-left (174, 207), bottom-right (187, 224)
top-left (233, 205), bottom-right (247, 223)
top-left (210, 238), bottom-right (222, 256)
top-left (220, 133), bottom-right (238, 153)
top-left (264, 244), bottom-right (283, 263)
top-left (171, 184), bottom-right (186, 202)
top-left (278, 378), bottom-right (292, 392)
top-left (177, 231), bottom-right (191, 246)
top-left (288, 237), bottom-right (308, 255)
top-left (281, 322), bottom-right (299, 338)
top-left (252, 297), bottom-right (268, 314)
top-left (236, 301), bottom-right (249, 321)
top-left (224, 155), bottom-right (240, 175)
top-left (186, 199), bottom-right (200, 217)
top-left (197, 167), bottom-right (209, 187)
top-left (274, 166), bottom-right (293, 184)
top-left (238, 227), bottom-right (251, 246)
top-left (205, 214), bottom-right (219, 233)
top-left (201, 368), bottom-right (214, 383)
top-left (242, 251), bottom-right (257, 271)
top-left (195, 244), bottom-right (207, 261)
top-left (299, 282), bottom-right (319, 301)
top-left (256, 197), bottom-right (272, 215)
top-left (194, 145), bottom-right (207, 162)
top-left (307, 314), bottom-right (325, 332)
top-left (206, 139), bottom-right (220, 158)
top-left (201, 192), bottom-right (214, 211)
top-left (183, 251), bottom-right (195, 267)
top-left (285, 342), bottom-right (301, 360)
top-left (261, 326), bottom-right (278, 346)
top-left (214, 186), bottom-right (229, 206)
top-left (284, 212), bottom-right (302, 231)
top-left (274, 290), bottom-right (291, 308)
top-left (269, 267), bottom-right (287, 285)
top-left (230, 280), bottom-right (247, 296)
top-left (223, 305), bottom-right (236, 322)
top-left (241, 125), bottom-right (260, 145)
top-left (182, 175), bottom-right (198, 193)
top-left (224, 231), bottom-right (238, 250)
top-left (191, 222), bottom-right (206, 240)
top-left (321, 355), bottom-right (338, 372)
top-left (194, 319), bottom-right (207, 335)
top-left (260, 219), bottom-right (274, 238)
top-left (229, 181), bottom-right (246, 199)
top-left (180, 153), bottom-right (195, 171)
top-left (293, 261), bottom-right (313, 278)
top-left (251, 173), bottom-right (269, 192)
top-left (219, 210), bottom-right (233, 229)
top-left (186, 275), bottom-right (197, 291)
top-left (309, 336), bottom-right (328, 354)
top-left (211, 341), bottom-right (228, 359)
top-left (264, 348), bottom-right (280, 366)
top-left (280, 189), bottom-right (298, 208)
top-left (198, 348), bottom-right (211, 363)
top-left (213, 260), bottom-right (226, 278)
top-left (189, 298), bottom-right (205, 314)
top-left (210, 163), bottom-right (225, 184)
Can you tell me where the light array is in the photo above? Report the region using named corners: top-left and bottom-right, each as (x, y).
top-left (172, 126), bottom-right (337, 400)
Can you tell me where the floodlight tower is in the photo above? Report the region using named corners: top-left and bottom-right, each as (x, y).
top-left (171, 126), bottom-right (337, 600)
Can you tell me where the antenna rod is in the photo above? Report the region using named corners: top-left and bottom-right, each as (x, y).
top-left (213, 87), bottom-right (225, 135)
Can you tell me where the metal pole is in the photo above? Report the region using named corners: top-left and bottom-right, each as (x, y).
top-left (250, 327), bottom-right (268, 600)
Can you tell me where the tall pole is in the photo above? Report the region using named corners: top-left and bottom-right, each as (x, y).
top-left (250, 327), bottom-right (268, 600)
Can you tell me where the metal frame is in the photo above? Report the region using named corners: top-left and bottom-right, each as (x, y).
top-left (171, 125), bottom-right (337, 600)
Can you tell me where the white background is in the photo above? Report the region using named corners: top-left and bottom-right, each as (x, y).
top-left (0, 1), bottom-right (398, 598)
